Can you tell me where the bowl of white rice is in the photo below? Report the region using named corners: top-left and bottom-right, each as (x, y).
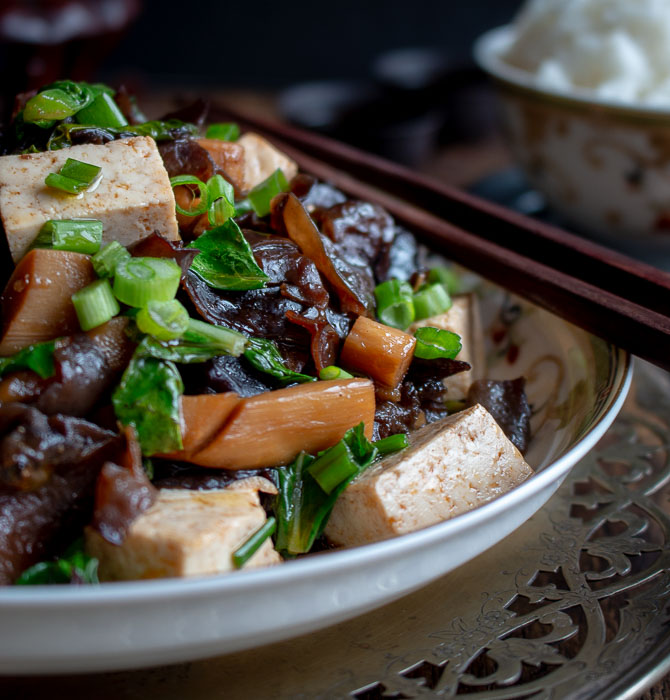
top-left (474, 0), bottom-right (670, 260)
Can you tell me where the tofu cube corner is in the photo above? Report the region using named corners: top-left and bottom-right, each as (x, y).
top-left (86, 487), bottom-right (281, 581)
top-left (0, 136), bottom-right (180, 262)
top-left (325, 404), bottom-right (533, 547)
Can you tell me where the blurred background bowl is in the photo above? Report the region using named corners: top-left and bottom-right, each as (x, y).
top-left (474, 25), bottom-right (670, 263)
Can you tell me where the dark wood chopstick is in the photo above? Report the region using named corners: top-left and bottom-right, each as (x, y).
top-left (212, 103), bottom-right (670, 317)
top-left (208, 103), bottom-right (670, 371)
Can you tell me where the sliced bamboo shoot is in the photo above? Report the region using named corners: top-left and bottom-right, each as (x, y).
top-left (0, 249), bottom-right (96, 355)
top-left (189, 378), bottom-right (375, 470)
top-left (340, 316), bottom-right (416, 397)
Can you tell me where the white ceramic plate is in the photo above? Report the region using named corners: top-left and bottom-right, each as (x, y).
top-left (0, 286), bottom-right (631, 675)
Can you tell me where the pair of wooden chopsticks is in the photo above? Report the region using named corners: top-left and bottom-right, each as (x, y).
top-left (211, 103), bottom-right (670, 372)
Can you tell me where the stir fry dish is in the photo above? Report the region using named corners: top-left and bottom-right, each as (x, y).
top-left (0, 81), bottom-right (533, 585)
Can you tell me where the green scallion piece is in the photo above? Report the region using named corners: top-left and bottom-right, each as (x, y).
top-left (247, 169), bottom-right (289, 217)
top-left (32, 219), bottom-right (102, 254)
top-left (307, 441), bottom-right (359, 494)
top-left (427, 266), bottom-right (462, 295)
top-left (136, 300), bottom-right (189, 341)
top-left (319, 366), bottom-right (354, 381)
top-left (92, 241), bottom-right (131, 278)
top-left (374, 279), bottom-right (415, 330)
top-left (113, 257), bottom-right (182, 307)
top-left (206, 122), bottom-right (240, 141)
top-left (72, 279), bottom-right (120, 331)
top-left (413, 326), bottom-right (462, 360)
top-left (183, 318), bottom-right (247, 357)
top-left (413, 283), bottom-right (452, 321)
top-left (170, 175), bottom-right (209, 216)
top-left (75, 91), bottom-right (128, 128)
top-left (207, 174), bottom-right (235, 204)
top-left (373, 433), bottom-right (409, 455)
top-left (208, 197), bottom-right (236, 227)
top-left (45, 158), bottom-right (102, 194)
top-left (232, 517), bottom-right (277, 569)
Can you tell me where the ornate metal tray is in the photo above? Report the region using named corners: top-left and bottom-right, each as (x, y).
top-left (3, 359), bottom-right (670, 699)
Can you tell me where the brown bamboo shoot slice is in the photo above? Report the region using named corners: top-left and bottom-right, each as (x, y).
top-left (0, 249), bottom-right (96, 355)
top-left (340, 316), bottom-right (416, 397)
top-left (190, 378), bottom-right (375, 470)
top-left (196, 138), bottom-right (246, 195)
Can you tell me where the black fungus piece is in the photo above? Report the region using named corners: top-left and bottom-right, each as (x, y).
top-left (374, 228), bottom-right (420, 283)
top-left (467, 378), bottom-right (531, 454)
top-left (181, 355), bottom-right (276, 398)
top-left (152, 462), bottom-right (276, 491)
top-left (159, 138), bottom-right (218, 182)
top-left (0, 403), bottom-right (120, 584)
top-left (373, 381), bottom-right (422, 440)
top-left (160, 99), bottom-right (209, 128)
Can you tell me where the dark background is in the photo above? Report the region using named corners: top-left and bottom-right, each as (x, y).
top-left (1, 0), bottom-right (524, 91)
top-left (107, 0), bottom-right (524, 88)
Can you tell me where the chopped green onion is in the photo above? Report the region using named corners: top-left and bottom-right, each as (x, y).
top-left (72, 279), bottom-right (120, 331)
top-left (113, 257), bottom-right (182, 307)
top-left (247, 169), bottom-right (289, 217)
top-left (233, 198), bottom-right (253, 215)
top-left (374, 279), bottom-right (415, 330)
top-left (45, 158), bottom-right (102, 194)
top-left (183, 318), bottom-right (247, 357)
top-left (232, 517), bottom-right (277, 569)
top-left (136, 300), bottom-right (189, 341)
top-left (308, 440), bottom-right (359, 494)
top-left (428, 266), bottom-right (462, 295)
top-left (32, 219), bottom-right (102, 255)
top-left (207, 174), bottom-right (235, 204)
top-left (92, 241), bottom-right (131, 278)
top-left (75, 91), bottom-right (128, 128)
top-left (413, 326), bottom-right (462, 360)
top-left (206, 122), bottom-right (240, 141)
top-left (319, 366), bottom-right (354, 381)
top-left (23, 82), bottom-right (95, 125)
top-left (208, 197), bottom-right (236, 227)
top-left (413, 283), bottom-right (452, 321)
top-left (373, 433), bottom-right (409, 455)
top-left (169, 175), bottom-right (209, 216)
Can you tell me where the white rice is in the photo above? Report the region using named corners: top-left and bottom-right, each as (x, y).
top-left (502, 0), bottom-right (670, 105)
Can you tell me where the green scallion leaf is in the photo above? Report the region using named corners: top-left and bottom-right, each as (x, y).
top-left (23, 81), bottom-right (96, 125)
top-left (112, 355), bottom-right (184, 455)
top-left (0, 340), bottom-right (56, 379)
top-left (187, 218), bottom-right (269, 291)
top-left (183, 318), bottom-right (247, 357)
top-left (374, 279), bottom-right (415, 330)
top-left (373, 433), bottom-right (409, 455)
top-left (413, 326), bottom-right (462, 360)
top-left (75, 91), bottom-right (128, 128)
top-left (170, 175), bottom-right (209, 216)
top-left (15, 539), bottom-right (99, 586)
top-left (247, 168), bottom-right (289, 217)
top-left (206, 122), bottom-right (240, 141)
top-left (92, 241), bottom-right (131, 278)
top-left (113, 257), bottom-right (181, 307)
top-left (412, 283), bottom-right (452, 321)
top-left (319, 366), bottom-right (354, 381)
top-left (136, 300), bottom-right (189, 341)
top-left (232, 517), bottom-right (277, 569)
top-left (308, 440), bottom-right (359, 494)
top-left (427, 266), bottom-right (462, 295)
top-left (72, 279), bottom-right (120, 331)
top-left (32, 219), bottom-right (102, 255)
top-left (244, 337), bottom-right (315, 385)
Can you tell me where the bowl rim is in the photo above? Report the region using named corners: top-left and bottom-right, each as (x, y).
top-left (0, 344), bottom-right (632, 607)
top-left (474, 24), bottom-right (670, 122)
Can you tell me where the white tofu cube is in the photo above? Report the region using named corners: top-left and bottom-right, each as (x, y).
top-left (325, 404), bottom-right (533, 547)
top-left (86, 487), bottom-right (281, 581)
top-left (0, 136), bottom-right (180, 262)
top-left (409, 294), bottom-right (484, 400)
top-left (237, 132), bottom-right (298, 192)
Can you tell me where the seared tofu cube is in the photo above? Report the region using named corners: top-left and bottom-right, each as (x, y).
top-left (237, 132), bottom-right (298, 192)
top-left (409, 294), bottom-right (484, 400)
top-left (0, 136), bottom-right (180, 262)
top-left (86, 487), bottom-right (281, 581)
top-left (325, 404), bottom-right (533, 547)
